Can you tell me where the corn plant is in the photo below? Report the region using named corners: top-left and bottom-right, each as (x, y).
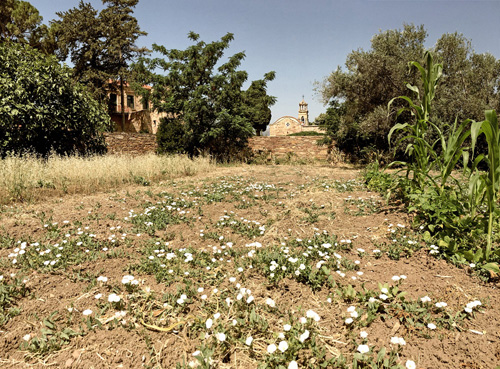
top-left (388, 51), bottom-right (442, 191)
top-left (469, 110), bottom-right (500, 270)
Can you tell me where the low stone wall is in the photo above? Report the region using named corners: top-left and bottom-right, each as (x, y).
top-left (248, 136), bottom-right (329, 160)
top-left (104, 133), bottom-right (330, 160)
top-left (104, 132), bottom-right (157, 155)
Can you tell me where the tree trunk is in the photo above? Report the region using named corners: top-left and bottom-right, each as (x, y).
top-left (120, 75), bottom-right (125, 131)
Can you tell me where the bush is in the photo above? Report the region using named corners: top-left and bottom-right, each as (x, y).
top-left (0, 42), bottom-right (111, 157)
top-left (156, 118), bottom-right (187, 155)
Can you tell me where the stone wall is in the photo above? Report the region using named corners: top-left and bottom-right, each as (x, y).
top-left (248, 136), bottom-right (329, 160)
top-left (104, 133), bottom-right (330, 160)
top-left (104, 132), bottom-right (157, 155)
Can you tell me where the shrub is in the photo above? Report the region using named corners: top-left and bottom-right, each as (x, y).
top-left (0, 42), bottom-right (111, 157)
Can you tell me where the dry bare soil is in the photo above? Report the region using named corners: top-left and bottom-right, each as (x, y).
top-left (0, 165), bottom-right (498, 369)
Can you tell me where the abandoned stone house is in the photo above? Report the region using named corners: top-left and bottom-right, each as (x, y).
top-left (108, 83), bottom-right (166, 134)
top-left (268, 99), bottom-right (323, 136)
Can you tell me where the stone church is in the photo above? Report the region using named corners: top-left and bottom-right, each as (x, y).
top-left (268, 99), bottom-right (323, 136)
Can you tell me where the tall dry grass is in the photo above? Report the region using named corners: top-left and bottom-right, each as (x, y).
top-left (0, 153), bottom-right (214, 204)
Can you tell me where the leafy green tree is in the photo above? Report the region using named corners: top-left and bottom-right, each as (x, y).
top-left (0, 42), bottom-right (111, 157)
top-left (133, 32), bottom-right (276, 161)
top-left (243, 73), bottom-right (277, 136)
top-left (317, 24), bottom-right (500, 160)
top-left (52, 0), bottom-right (147, 109)
top-left (316, 24), bottom-right (427, 158)
top-left (0, 0), bottom-right (54, 52)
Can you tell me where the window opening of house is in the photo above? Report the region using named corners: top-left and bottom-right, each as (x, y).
top-left (127, 95), bottom-right (134, 109)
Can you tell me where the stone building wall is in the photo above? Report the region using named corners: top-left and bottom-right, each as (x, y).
top-left (104, 132), bottom-right (157, 155)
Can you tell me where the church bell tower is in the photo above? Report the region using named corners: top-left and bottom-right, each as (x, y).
top-left (298, 97), bottom-right (309, 125)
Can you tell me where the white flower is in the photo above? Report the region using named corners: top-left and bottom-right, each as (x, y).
top-left (360, 331), bottom-right (368, 338)
top-left (23, 334), bottom-right (31, 341)
top-left (245, 336), bottom-right (253, 346)
top-left (379, 294), bottom-right (388, 301)
top-left (278, 340), bottom-right (289, 352)
top-left (435, 302), bottom-right (447, 308)
top-left (306, 309), bottom-right (320, 321)
top-left (246, 295), bottom-right (254, 304)
top-left (121, 275), bottom-right (135, 284)
top-left (357, 344), bottom-right (369, 354)
top-left (82, 309), bottom-right (93, 316)
top-left (288, 361), bottom-right (298, 369)
top-left (391, 275), bottom-right (400, 282)
top-left (266, 298), bottom-right (276, 308)
top-left (97, 276), bottom-right (108, 283)
top-left (267, 343), bottom-right (277, 354)
top-left (94, 293), bottom-right (102, 299)
top-left (206, 318), bottom-right (213, 329)
top-left (390, 336), bottom-right (406, 345)
top-left (420, 296), bottom-right (431, 303)
top-left (299, 316), bottom-right (307, 324)
top-left (427, 323), bottom-right (436, 330)
top-left (381, 287), bottom-right (388, 294)
top-left (216, 332), bottom-right (226, 342)
top-left (299, 330), bottom-right (310, 343)
top-left (214, 312), bottom-right (221, 320)
top-left (284, 324), bottom-right (291, 331)
top-left (108, 293), bottom-right (121, 303)
top-left (406, 360), bottom-right (416, 369)
top-left (345, 318), bottom-right (353, 325)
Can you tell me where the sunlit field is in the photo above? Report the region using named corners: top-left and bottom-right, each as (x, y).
top-left (0, 164), bottom-right (497, 368)
top-left (0, 153), bottom-right (214, 204)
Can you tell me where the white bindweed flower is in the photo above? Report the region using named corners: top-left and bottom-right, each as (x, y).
top-left (405, 360), bottom-right (416, 369)
top-left (206, 318), bottom-right (213, 329)
top-left (245, 336), bottom-right (253, 346)
top-left (267, 343), bottom-right (277, 354)
top-left (357, 344), bottom-right (369, 354)
top-left (306, 309), bottom-right (320, 321)
top-left (360, 331), bottom-right (368, 338)
top-left (108, 293), bottom-right (120, 303)
top-left (278, 340), bottom-right (288, 352)
top-left (427, 323), bottom-right (436, 330)
top-left (390, 336), bottom-right (406, 345)
top-left (299, 330), bottom-right (310, 343)
top-left (288, 361), bottom-right (298, 369)
top-left (216, 332), bottom-right (226, 342)
top-left (435, 302), bottom-right (447, 308)
top-left (420, 296), bottom-right (431, 303)
top-left (266, 298), bottom-right (276, 308)
top-left (345, 318), bottom-right (353, 325)
top-left (94, 293), bottom-right (102, 299)
top-left (284, 324), bottom-right (291, 331)
top-left (82, 309), bottom-right (93, 316)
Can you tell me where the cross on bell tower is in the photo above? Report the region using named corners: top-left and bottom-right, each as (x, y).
top-left (298, 96), bottom-right (309, 125)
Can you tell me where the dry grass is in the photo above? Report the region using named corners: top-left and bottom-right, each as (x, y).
top-left (0, 153), bottom-right (214, 204)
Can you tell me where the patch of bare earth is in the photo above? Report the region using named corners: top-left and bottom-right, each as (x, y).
top-left (0, 164), bottom-right (498, 368)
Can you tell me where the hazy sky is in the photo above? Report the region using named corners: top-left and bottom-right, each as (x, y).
top-left (33, 0), bottom-right (500, 124)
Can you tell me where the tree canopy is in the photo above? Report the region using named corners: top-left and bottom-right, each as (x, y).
top-left (133, 32), bottom-right (276, 160)
top-left (316, 24), bottom-right (500, 160)
top-left (0, 42), bottom-right (110, 157)
top-left (52, 0), bottom-right (147, 100)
